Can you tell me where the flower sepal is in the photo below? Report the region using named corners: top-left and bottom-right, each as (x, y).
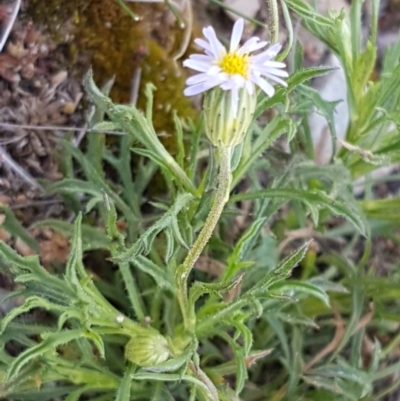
top-left (203, 86), bottom-right (256, 148)
top-left (124, 328), bottom-right (170, 367)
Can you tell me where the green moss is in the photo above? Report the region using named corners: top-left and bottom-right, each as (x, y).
top-left (27, 0), bottom-right (198, 148)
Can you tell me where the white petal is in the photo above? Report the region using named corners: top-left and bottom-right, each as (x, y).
top-left (251, 43), bottom-right (282, 63)
top-left (220, 80), bottom-right (233, 90)
top-left (238, 37), bottom-right (259, 55)
top-left (218, 71), bottom-right (230, 82)
top-left (184, 76), bottom-right (224, 96)
top-left (230, 18), bottom-right (244, 52)
top-left (240, 39), bottom-right (268, 55)
top-left (262, 60), bottom-right (286, 68)
top-left (252, 75), bottom-right (275, 97)
top-left (253, 66), bottom-right (289, 77)
top-left (231, 74), bottom-right (246, 88)
top-left (195, 38), bottom-right (212, 52)
top-left (246, 80), bottom-right (255, 96)
top-left (186, 73), bottom-right (209, 85)
top-left (207, 65), bottom-right (222, 75)
top-left (203, 26), bottom-right (225, 59)
top-left (230, 86), bottom-right (239, 117)
top-left (251, 52), bottom-right (271, 64)
top-left (266, 68), bottom-right (289, 78)
top-left (262, 43), bottom-right (282, 59)
top-left (183, 59), bottom-right (213, 72)
top-left (184, 83), bottom-right (209, 96)
top-left (189, 54), bottom-right (214, 62)
top-left (262, 72), bottom-right (288, 86)
top-left (219, 74), bottom-right (244, 91)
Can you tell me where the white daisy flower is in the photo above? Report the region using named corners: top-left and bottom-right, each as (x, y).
top-left (183, 18), bottom-right (289, 118)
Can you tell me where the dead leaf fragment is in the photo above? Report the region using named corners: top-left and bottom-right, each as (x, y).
top-left (14, 237), bottom-right (35, 256)
top-left (39, 231), bottom-right (70, 268)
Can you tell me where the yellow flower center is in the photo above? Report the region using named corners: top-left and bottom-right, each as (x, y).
top-left (219, 52), bottom-right (248, 77)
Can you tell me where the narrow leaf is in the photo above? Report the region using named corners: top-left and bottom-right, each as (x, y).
top-left (250, 241), bottom-right (311, 295)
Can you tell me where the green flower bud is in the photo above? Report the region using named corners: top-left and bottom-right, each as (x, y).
top-left (125, 329), bottom-right (170, 367)
top-left (203, 87), bottom-right (256, 148)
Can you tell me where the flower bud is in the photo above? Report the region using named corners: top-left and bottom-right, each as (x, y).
top-left (203, 87), bottom-right (256, 148)
top-left (125, 329), bottom-right (170, 367)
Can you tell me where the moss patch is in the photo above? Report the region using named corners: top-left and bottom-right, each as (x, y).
top-left (27, 0), bottom-right (198, 146)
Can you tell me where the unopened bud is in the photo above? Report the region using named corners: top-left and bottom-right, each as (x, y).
top-left (125, 329), bottom-right (170, 367)
top-left (203, 87), bottom-right (256, 148)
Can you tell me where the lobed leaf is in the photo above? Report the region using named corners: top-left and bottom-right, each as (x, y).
top-left (249, 241), bottom-right (311, 296)
top-left (230, 188), bottom-right (367, 236)
top-left (113, 193), bottom-right (192, 263)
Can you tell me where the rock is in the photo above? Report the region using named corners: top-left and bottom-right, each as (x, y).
top-left (223, 0), bottom-right (261, 21)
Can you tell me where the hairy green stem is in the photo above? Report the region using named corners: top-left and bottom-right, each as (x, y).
top-left (266, 0), bottom-right (279, 44)
top-left (176, 146), bottom-right (233, 331)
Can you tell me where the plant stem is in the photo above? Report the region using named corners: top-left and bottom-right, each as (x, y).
top-left (266, 0), bottom-right (279, 44)
top-left (176, 146), bottom-right (233, 331)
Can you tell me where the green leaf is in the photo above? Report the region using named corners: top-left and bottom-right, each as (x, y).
top-left (83, 71), bottom-right (196, 195)
top-left (0, 296), bottom-right (65, 334)
top-left (164, 227), bottom-right (175, 264)
top-left (351, 41), bottom-right (376, 107)
top-left (47, 178), bottom-right (103, 198)
top-left (131, 372), bottom-right (214, 400)
top-left (227, 314), bottom-right (253, 355)
top-left (235, 348), bottom-right (247, 395)
top-left (104, 194), bottom-right (125, 246)
top-left (189, 273), bottom-right (245, 307)
top-left (131, 256), bottom-right (174, 292)
top-left (308, 361), bottom-right (370, 387)
top-left (196, 244), bottom-right (310, 337)
top-left (0, 204), bottom-right (39, 252)
top-left (277, 312), bottom-right (319, 328)
top-left (255, 66), bottom-right (334, 117)
top-left (65, 214), bottom-right (86, 286)
top-left (285, 0), bottom-right (334, 27)
top-left (115, 365), bottom-right (134, 401)
top-left (31, 219), bottom-right (110, 251)
top-left (6, 330), bottom-right (87, 381)
top-left (269, 280), bottom-right (330, 306)
top-left (64, 386), bottom-right (93, 401)
top-left (173, 111), bottom-right (185, 169)
top-left (229, 188), bottom-right (367, 236)
top-left (113, 193), bottom-right (192, 263)
top-left (49, 362), bottom-right (119, 388)
top-left (231, 142), bottom-right (244, 172)
top-left (360, 198), bottom-right (400, 220)
top-left (91, 121), bottom-right (121, 132)
top-left (224, 218), bottom-right (266, 281)
top-left (295, 85), bottom-right (340, 144)
top-left (232, 116), bottom-right (297, 187)
top-left (349, 0), bottom-right (363, 59)
top-left (249, 241), bottom-right (311, 295)
top-left (59, 142), bottom-right (140, 228)
top-left (288, 66), bottom-right (335, 89)
top-left (0, 241), bottom-right (73, 301)
top-left (382, 38), bottom-right (400, 75)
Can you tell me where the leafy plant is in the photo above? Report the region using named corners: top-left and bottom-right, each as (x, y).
top-left (1, 0), bottom-right (400, 400)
